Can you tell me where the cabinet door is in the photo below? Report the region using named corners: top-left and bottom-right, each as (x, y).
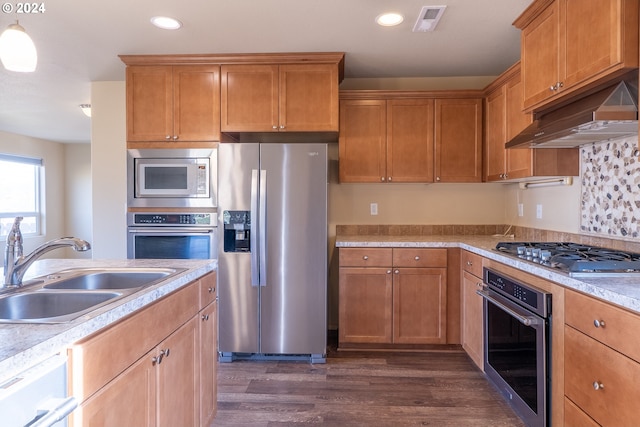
top-left (220, 64), bottom-right (279, 132)
top-left (505, 72), bottom-right (534, 179)
top-left (521, 0), bottom-right (560, 110)
top-left (338, 267), bottom-right (393, 344)
top-left (126, 66), bottom-right (173, 141)
top-left (561, 0), bottom-right (629, 90)
top-left (461, 271), bottom-right (484, 369)
top-left (279, 64), bottom-right (339, 131)
top-left (173, 65), bottom-right (221, 141)
top-left (387, 99), bottom-right (434, 183)
top-left (338, 100), bottom-right (387, 183)
top-left (74, 350), bottom-right (156, 427)
top-left (199, 302), bottom-right (217, 427)
top-left (157, 316), bottom-right (199, 427)
top-left (484, 86), bottom-right (507, 182)
top-left (393, 268), bottom-right (447, 344)
top-left (434, 98), bottom-right (483, 183)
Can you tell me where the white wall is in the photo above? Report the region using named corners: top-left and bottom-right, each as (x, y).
top-left (90, 81), bottom-right (127, 258)
top-left (64, 143), bottom-right (93, 258)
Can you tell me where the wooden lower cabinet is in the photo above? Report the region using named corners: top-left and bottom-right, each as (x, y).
top-left (338, 248), bottom-right (447, 347)
top-left (564, 289), bottom-right (640, 426)
top-left (460, 250), bottom-right (484, 369)
top-left (69, 272), bottom-right (217, 427)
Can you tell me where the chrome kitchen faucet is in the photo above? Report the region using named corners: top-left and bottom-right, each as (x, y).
top-left (3, 217), bottom-right (91, 287)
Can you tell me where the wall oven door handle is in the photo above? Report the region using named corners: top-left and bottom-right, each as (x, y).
top-left (128, 227), bottom-right (214, 234)
top-left (477, 289), bottom-right (540, 326)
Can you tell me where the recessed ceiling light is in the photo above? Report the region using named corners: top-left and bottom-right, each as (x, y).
top-left (150, 16), bottom-right (182, 30)
top-left (376, 12), bottom-right (404, 27)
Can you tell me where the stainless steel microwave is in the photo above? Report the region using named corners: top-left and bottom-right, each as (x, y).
top-left (127, 148), bottom-right (217, 208)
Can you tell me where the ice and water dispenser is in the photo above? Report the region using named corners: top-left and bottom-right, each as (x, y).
top-left (223, 210), bottom-right (251, 252)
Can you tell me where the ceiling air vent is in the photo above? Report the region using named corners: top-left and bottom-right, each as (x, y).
top-left (412, 6), bottom-right (446, 32)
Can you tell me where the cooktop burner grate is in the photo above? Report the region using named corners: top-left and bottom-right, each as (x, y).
top-left (495, 242), bottom-right (640, 277)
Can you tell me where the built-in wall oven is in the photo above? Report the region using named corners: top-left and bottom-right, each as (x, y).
top-left (477, 267), bottom-right (552, 427)
top-left (127, 212), bottom-right (217, 260)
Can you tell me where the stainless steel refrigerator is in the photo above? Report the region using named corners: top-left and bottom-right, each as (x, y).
top-left (217, 143), bottom-right (327, 363)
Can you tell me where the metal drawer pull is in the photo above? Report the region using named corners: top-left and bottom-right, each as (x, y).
top-left (476, 289), bottom-right (539, 326)
top-left (208, 287), bottom-right (214, 293)
top-left (594, 319), bottom-right (606, 328)
top-left (363, 255), bottom-right (369, 260)
top-left (202, 314), bottom-right (210, 321)
top-left (467, 261), bottom-right (473, 266)
top-left (386, 270), bottom-right (392, 274)
top-left (394, 269), bottom-right (400, 274)
top-left (593, 381), bottom-right (604, 391)
top-left (414, 256), bottom-right (420, 261)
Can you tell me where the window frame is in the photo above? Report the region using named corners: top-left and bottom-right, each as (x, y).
top-left (0, 153), bottom-right (43, 237)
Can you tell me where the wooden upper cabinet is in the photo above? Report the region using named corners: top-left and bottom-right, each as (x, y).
top-left (483, 62), bottom-right (579, 181)
top-left (484, 86), bottom-right (507, 182)
top-left (338, 99), bottom-right (387, 183)
top-left (221, 63), bottom-right (340, 132)
top-left (338, 98), bottom-right (434, 183)
top-left (387, 99), bottom-right (434, 183)
top-left (434, 98), bottom-right (483, 183)
top-left (516, 0), bottom-right (638, 112)
top-left (126, 65), bottom-right (221, 143)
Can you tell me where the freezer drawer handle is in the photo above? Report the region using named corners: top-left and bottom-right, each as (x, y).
top-left (28, 396), bottom-right (78, 427)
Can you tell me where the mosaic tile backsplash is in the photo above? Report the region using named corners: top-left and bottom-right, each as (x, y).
top-left (581, 136), bottom-right (640, 238)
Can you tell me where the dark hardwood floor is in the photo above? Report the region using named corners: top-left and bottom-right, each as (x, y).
top-left (212, 337), bottom-right (526, 426)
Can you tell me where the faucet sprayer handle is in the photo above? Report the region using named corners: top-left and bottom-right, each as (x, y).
top-left (10, 217), bottom-right (24, 257)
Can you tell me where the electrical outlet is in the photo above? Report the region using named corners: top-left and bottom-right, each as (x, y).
top-left (518, 203), bottom-right (524, 217)
top-left (536, 204), bottom-right (543, 219)
top-left (370, 203), bottom-right (378, 216)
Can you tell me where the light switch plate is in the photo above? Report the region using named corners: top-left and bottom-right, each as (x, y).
top-left (370, 203), bottom-right (378, 216)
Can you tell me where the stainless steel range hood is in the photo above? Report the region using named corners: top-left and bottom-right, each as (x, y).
top-left (506, 79), bottom-right (638, 149)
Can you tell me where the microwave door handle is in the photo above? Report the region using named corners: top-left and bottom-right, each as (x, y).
top-left (250, 169), bottom-right (260, 287)
top-left (259, 169), bottom-right (267, 287)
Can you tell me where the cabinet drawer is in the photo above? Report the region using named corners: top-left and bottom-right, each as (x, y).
top-left (564, 397), bottom-right (599, 427)
top-left (393, 248), bottom-right (447, 268)
top-left (565, 290), bottom-right (640, 363)
top-left (564, 325), bottom-right (640, 426)
top-left (199, 271), bottom-right (217, 309)
top-left (339, 248), bottom-right (392, 267)
top-left (461, 250), bottom-right (483, 277)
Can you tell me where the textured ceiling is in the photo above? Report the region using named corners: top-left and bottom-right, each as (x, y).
top-left (0, 0), bottom-right (531, 143)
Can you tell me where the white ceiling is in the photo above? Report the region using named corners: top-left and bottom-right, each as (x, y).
top-left (0, 0), bottom-right (531, 144)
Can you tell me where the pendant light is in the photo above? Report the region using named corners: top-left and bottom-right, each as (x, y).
top-left (0, 21), bottom-right (37, 72)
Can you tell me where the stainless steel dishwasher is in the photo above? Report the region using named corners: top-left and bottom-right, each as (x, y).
top-left (0, 354), bottom-right (77, 427)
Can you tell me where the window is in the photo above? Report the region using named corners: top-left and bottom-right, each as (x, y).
top-left (0, 153), bottom-right (43, 237)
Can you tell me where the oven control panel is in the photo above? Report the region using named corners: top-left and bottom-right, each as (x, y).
top-left (484, 268), bottom-right (551, 318)
top-left (130, 213), bottom-right (213, 226)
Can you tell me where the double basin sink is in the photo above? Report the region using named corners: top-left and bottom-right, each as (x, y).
top-left (0, 267), bottom-right (184, 323)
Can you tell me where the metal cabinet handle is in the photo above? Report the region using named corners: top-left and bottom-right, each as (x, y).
top-left (208, 287), bottom-right (214, 293)
top-left (272, 125), bottom-right (278, 129)
top-left (279, 125), bottom-right (285, 129)
top-left (172, 135), bottom-right (178, 140)
top-left (467, 260), bottom-right (473, 266)
top-left (151, 349), bottom-right (170, 365)
top-left (386, 270), bottom-right (392, 274)
top-left (381, 177), bottom-right (385, 182)
top-left (165, 135), bottom-right (171, 140)
top-left (394, 269), bottom-right (400, 274)
top-left (363, 255), bottom-right (369, 260)
top-left (594, 319), bottom-right (606, 328)
top-left (436, 177), bottom-right (441, 181)
top-left (388, 177), bottom-right (392, 182)
top-left (414, 256), bottom-right (420, 261)
top-left (593, 381), bottom-right (604, 391)
top-left (202, 314), bottom-right (210, 321)
top-left (549, 81), bottom-right (564, 91)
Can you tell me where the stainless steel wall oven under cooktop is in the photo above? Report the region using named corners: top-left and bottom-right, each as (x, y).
top-left (495, 241), bottom-right (640, 277)
top-left (478, 267), bottom-right (552, 427)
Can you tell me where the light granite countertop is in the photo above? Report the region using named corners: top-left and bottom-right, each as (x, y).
top-left (0, 258), bottom-right (216, 384)
top-left (336, 235), bottom-right (640, 316)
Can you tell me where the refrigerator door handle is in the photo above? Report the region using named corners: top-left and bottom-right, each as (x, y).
top-left (259, 169), bottom-right (267, 287)
top-left (250, 169), bottom-right (260, 286)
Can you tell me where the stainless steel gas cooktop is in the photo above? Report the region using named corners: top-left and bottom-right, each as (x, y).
top-left (495, 242), bottom-right (640, 277)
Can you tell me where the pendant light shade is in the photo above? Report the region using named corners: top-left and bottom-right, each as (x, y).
top-left (0, 22), bottom-right (37, 72)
